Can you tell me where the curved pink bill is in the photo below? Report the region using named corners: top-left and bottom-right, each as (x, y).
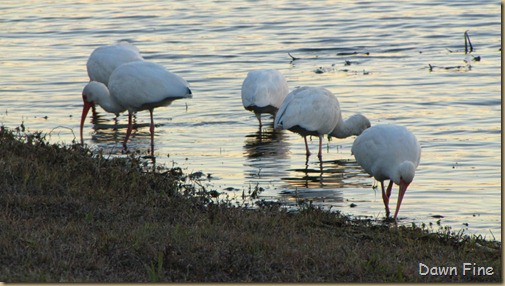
top-left (80, 101), bottom-right (94, 145)
top-left (393, 179), bottom-right (410, 221)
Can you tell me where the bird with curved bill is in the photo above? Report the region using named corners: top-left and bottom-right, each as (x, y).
top-left (81, 61), bottom-right (192, 156)
top-left (84, 42), bottom-right (144, 120)
top-left (351, 124), bottom-right (421, 221)
top-left (274, 86), bottom-right (370, 162)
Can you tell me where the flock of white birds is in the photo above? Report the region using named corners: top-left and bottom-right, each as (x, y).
top-left (80, 42), bottom-right (421, 221)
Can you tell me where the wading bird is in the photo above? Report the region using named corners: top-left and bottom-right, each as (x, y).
top-left (241, 69), bottom-right (289, 127)
top-left (80, 61), bottom-right (192, 155)
top-left (351, 124), bottom-right (421, 221)
top-left (80, 42), bottom-right (144, 143)
top-left (274, 86), bottom-right (370, 162)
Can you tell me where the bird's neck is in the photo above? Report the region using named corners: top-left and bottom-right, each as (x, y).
top-left (330, 113), bottom-right (366, 139)
top-left (96, 91), bottom-right (124, 115)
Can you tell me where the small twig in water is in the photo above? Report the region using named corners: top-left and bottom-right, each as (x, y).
top-left (288, 52), bottom-right (299, 61)
top-left (464, 30), bottom-right (473, 54)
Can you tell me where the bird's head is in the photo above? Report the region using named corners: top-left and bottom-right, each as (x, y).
top-left (349, 113), bottom-right (371, 136)
top-left (398, 160), bottom-right (417, 186)
top-left (82, 81), bottom-right (108, 104)
top-left (80, 81), bottom-right (107, 144)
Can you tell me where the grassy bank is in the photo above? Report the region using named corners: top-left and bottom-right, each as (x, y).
top-left (0, 127), bottom-right (501, 282)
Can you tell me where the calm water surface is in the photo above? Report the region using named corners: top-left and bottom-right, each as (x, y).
top-left (0, 1), bottom-right (501, 239)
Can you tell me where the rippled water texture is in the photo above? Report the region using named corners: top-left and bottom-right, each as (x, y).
top-left (0, 1), bottom-right (501, 239)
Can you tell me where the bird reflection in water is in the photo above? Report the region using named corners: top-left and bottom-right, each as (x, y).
top-left (88, 112), bottom-right (151, 154)
top-left (243, 124), bottom-right (371, 208)
top-left (243, 124), bottom-right (290, 183)
top-left (280, 138), bottom-right (372, 206)
top-left (87, 110), bottom-right (158, 170)
top-left (279, 158), bottom-right (371, 208)
top-left (284, 153), bottom-right (364, 189)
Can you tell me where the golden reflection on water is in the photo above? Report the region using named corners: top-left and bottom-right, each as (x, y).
top-left (0, 0), bottom-right (501, 238)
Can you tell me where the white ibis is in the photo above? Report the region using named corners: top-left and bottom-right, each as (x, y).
top-left (86, 41), bottom-right (144, 86)
top-left (81, 61), bottom-right (192, 155)
top-left (81, 42), bottom-right (144, 140)
top-left (351, 124), bottom-right (421, 221)
top-left (274, 86), bottom-right (370, 161)
top-left (241, 69), bottom-right (289, 127)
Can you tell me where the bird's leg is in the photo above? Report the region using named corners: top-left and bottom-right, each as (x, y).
top-left (303, 136), bottom-right (311, 157)
top-left (380, 181), bottom-right (391, 218)
top-left (149, 109), bottom-right (155, 156)
top-left (123, 111), bottom-right (133, 151)
top-left (91, 105), bottom-right (97, 118)
top-left (113, 114), bottom-right (119, 131)
top-left (318, 159), bottom-right (323, 186)
top-left (255, 113), bottom-right (264, 140)
top-left (386, 180), bottom-right (393, 200)
top-left (317, 135), bottom-right (323, 162)
top-left (386, 180), bottom-right (395, 219)
top-left (255, 112), bottom-right (262, 129)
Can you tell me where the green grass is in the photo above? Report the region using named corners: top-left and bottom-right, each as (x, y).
top-left (0, 127), bottom-right (501, 282)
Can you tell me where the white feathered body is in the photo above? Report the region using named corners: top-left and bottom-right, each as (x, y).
top-left (352, 124), bottom-right (421, 185)
top-left (86, 42), bottom-right (144, 86)
top-left (241, 69), bottom-right (289, 115)
top-left (274, 86), bottom-right (339, 136)
top-left (108, 61), bottom-right (192, 113)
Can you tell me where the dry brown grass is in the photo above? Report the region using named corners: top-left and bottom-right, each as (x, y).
top-left (0, 127), bottom-right (501, 282)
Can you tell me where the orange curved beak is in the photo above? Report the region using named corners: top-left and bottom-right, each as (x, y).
top-left (80, 97), bottom-right (94, 145)
top-left (393, 179), bottom-right (410, 221)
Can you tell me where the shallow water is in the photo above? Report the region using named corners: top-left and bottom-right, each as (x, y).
top-left (0, 1), bottom-right (501, 239)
